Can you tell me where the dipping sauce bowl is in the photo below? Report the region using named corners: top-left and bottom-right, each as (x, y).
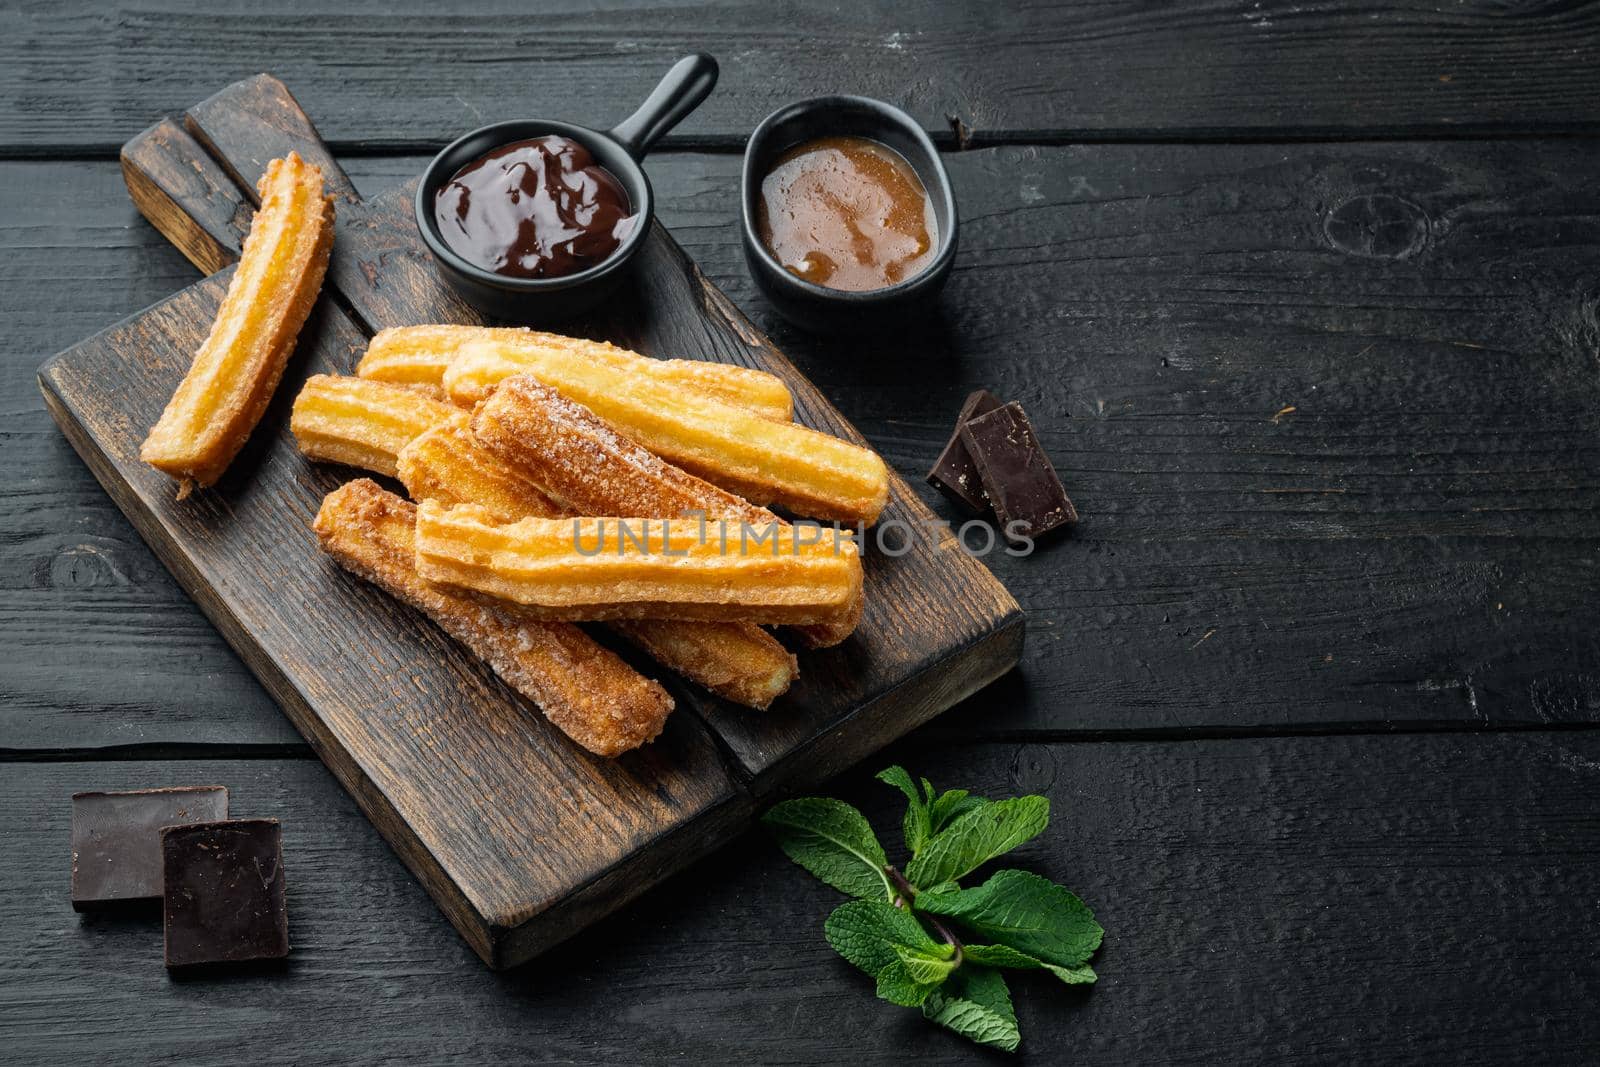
top-left (416, 53), bottom-right (718, 322)
top-left (741, 96), bottom-right (958, 332)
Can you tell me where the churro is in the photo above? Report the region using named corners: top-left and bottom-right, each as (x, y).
top-left (397, 423), bottom-right (797, 709)
top-left (396, 422), bottom-right (563, 521)
top-left (141, 153), bottom-right (335, 495)
top-left (313, 480), bottom-right (672, 756)
top-left (471, 375), bottom-right (773, 524)
top-left (357, 325), bottom-right (794, 422)
top-left (610, 620), bottom-right (797, 710)
top-left (444, 338), bottom-right (887, 524)
top-left (287, 394), bottom-right (796, 705)
top-left (414, 503), bottom-right (862, 626)
top-left (471, 376), bottom-right (861, 647)
top-left (290, 375), bottom-right (465, 477)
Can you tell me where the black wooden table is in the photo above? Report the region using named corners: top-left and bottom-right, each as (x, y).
top-left (4, 3), bottom-right (1599, 1063)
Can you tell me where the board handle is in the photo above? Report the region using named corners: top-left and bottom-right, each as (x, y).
top-left (122, 75), bottom-right (362, 276)
top-left (121, 119), bottom-right (254, 276)
top-left (184, 74), bottom-right (361, 206)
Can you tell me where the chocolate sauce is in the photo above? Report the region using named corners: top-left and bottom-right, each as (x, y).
top-left (434, 136), bottom-right (637, 279)
top-left (757, 135), bottom-right (937, 292)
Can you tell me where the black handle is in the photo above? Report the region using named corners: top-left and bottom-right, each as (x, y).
top-left (608, 53), bottom-right (719, 160)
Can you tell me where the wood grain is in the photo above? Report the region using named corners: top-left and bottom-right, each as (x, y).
top-left (125, 76), bottom-right (1025, 791)
top-left (4, 20), bottom-right (1600, 1061)
top-left (5, 737), bottom-right (1598, 1063)
top-left (120, 119), bottom-right (250, 277)
top-left (184, 74), bottom-right (359, 206)
top-left (37, 273), bottom-right (749, 967)
top-left (9, 135), bottom-right (1600, 748)
top-left (33, 77), bottom-right (1022, 964)
top-left (3, 0), bottom-right (1599, 150)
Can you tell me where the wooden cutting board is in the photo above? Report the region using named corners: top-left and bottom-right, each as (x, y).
top-left (37, 76), bottom-right (1024, 969)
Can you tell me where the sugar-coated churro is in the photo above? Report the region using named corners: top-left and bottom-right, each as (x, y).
top-left (609, 620), bottom-right (797, 711)
top-left (444, 338), bottom-right (887, 524)
top-left (396, 423), bottom-right (798, 709)
top-left (290, 375), bottom-right (465, 477)
top-left (141, 153), bottom-right (335, 495)
top-left (313, 480), bottom-right (672, 756)
top-left (396, 422), bottom-right (563, 521)
top-left (471, 376), bottom-right (861, 647)
top-left (357, 324), bottom-right (794, 422)
top-left (471, 374), bottom-right (773, 524)
top-left (290, 402), bottom-right (797, 706)
top-left (414, 502), bottom-right (862, 626)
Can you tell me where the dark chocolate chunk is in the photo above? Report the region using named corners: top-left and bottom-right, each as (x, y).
top-left (162, 819), bottom-right (289, 968)
top-left (926, 388), bottom-right (1005, 512)
top-left (959, 401), bottom-right (1077, 544)
top-left (71, 786), bottom-right (229, 910)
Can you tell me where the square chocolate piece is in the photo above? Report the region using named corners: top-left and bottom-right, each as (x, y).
top-left (71, 786), bottom-right (229, 910)
top-left (927, 389), bottom-right (1006, 512)
top-left (162, 819), bottom-right (289, 968)
top-left (959, 401), bottom-right (1077, 544)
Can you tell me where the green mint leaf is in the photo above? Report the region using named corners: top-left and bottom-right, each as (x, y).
top-left (876, 764), bottom-right (920, 802)
top-left (895, 943), bottom-right (959, 985)
top-left (824, 900), bottom-right (950, 1006)
top-left (963, 943), bottom-right (1099, 985)
top-left (917, 869), bottom-right (1102, 968)
top-left (876, 765), bottom-right (932, 856)
top-left (1054, 961), bottom-right (1098, 984)
top-left (929, 789), bottom-right (986, 833)
top-left (874, 964), bottom-right (944, 1007)
top-left (904, 797), bottom-right (1050, 888)
top-left (762, 798), bottom-right (892, 901)
top-left (921, 964), bottom-right (1020, 1052)
top-left (824, 900), bottom-right (933, 973)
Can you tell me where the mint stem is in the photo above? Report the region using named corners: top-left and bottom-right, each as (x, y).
top-left (886, 865), bottom-right (918, 906)
top-left (885, 865), bottom-right (964, 963)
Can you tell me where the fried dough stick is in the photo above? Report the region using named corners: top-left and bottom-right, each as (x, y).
top-left (290, 375), bottom-right (465, 477)
top-left (283, 380), bottom-right (797, 708)
top-left (313, 480), bottom-right (672, 756)
top-left (414, 503), bottom-right (862, 626)
top-left (142, 153), bottom-right (335, 495)
top-left (399, 424), bottom-right (796, 709)
top-left (356, 325), bottom-right (794, 422)
top-left (470, 375), bottom-right (862, 647)
top-left (444, 338), bottom-right (889, 524)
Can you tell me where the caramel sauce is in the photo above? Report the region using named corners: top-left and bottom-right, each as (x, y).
top-left (434, 135), bottom-right (637, 279)
top-left (757, 135), bottom-right (937, 292)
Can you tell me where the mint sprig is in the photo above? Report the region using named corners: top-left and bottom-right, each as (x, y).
top-left (761, 766), bottom-right (1105, 1053)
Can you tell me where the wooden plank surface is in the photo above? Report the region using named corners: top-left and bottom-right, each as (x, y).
top-left (3, 1), bottom-right (1600, 150)
top-left (8, 137), bottom-right (1599, 752)
top-left (30, 76), bottom-right (1022, 965)
top-left (4, 9), bottom-right (1599, 1062)
top-left (5, 735), bottom-right (1598, 1064)
top-left (163, 76), bottom-right (1023, 789)
top-left (36, 272), bottom-right (750, 967)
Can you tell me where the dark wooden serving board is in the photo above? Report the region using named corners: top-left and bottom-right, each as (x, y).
top-left (35, 76), bottom-right (1023, 969)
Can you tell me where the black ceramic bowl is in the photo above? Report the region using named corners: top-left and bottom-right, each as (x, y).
top-left (741, 96), bottom-right (958, 332)
top-left (416, 53), bottom-right (718, 322)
